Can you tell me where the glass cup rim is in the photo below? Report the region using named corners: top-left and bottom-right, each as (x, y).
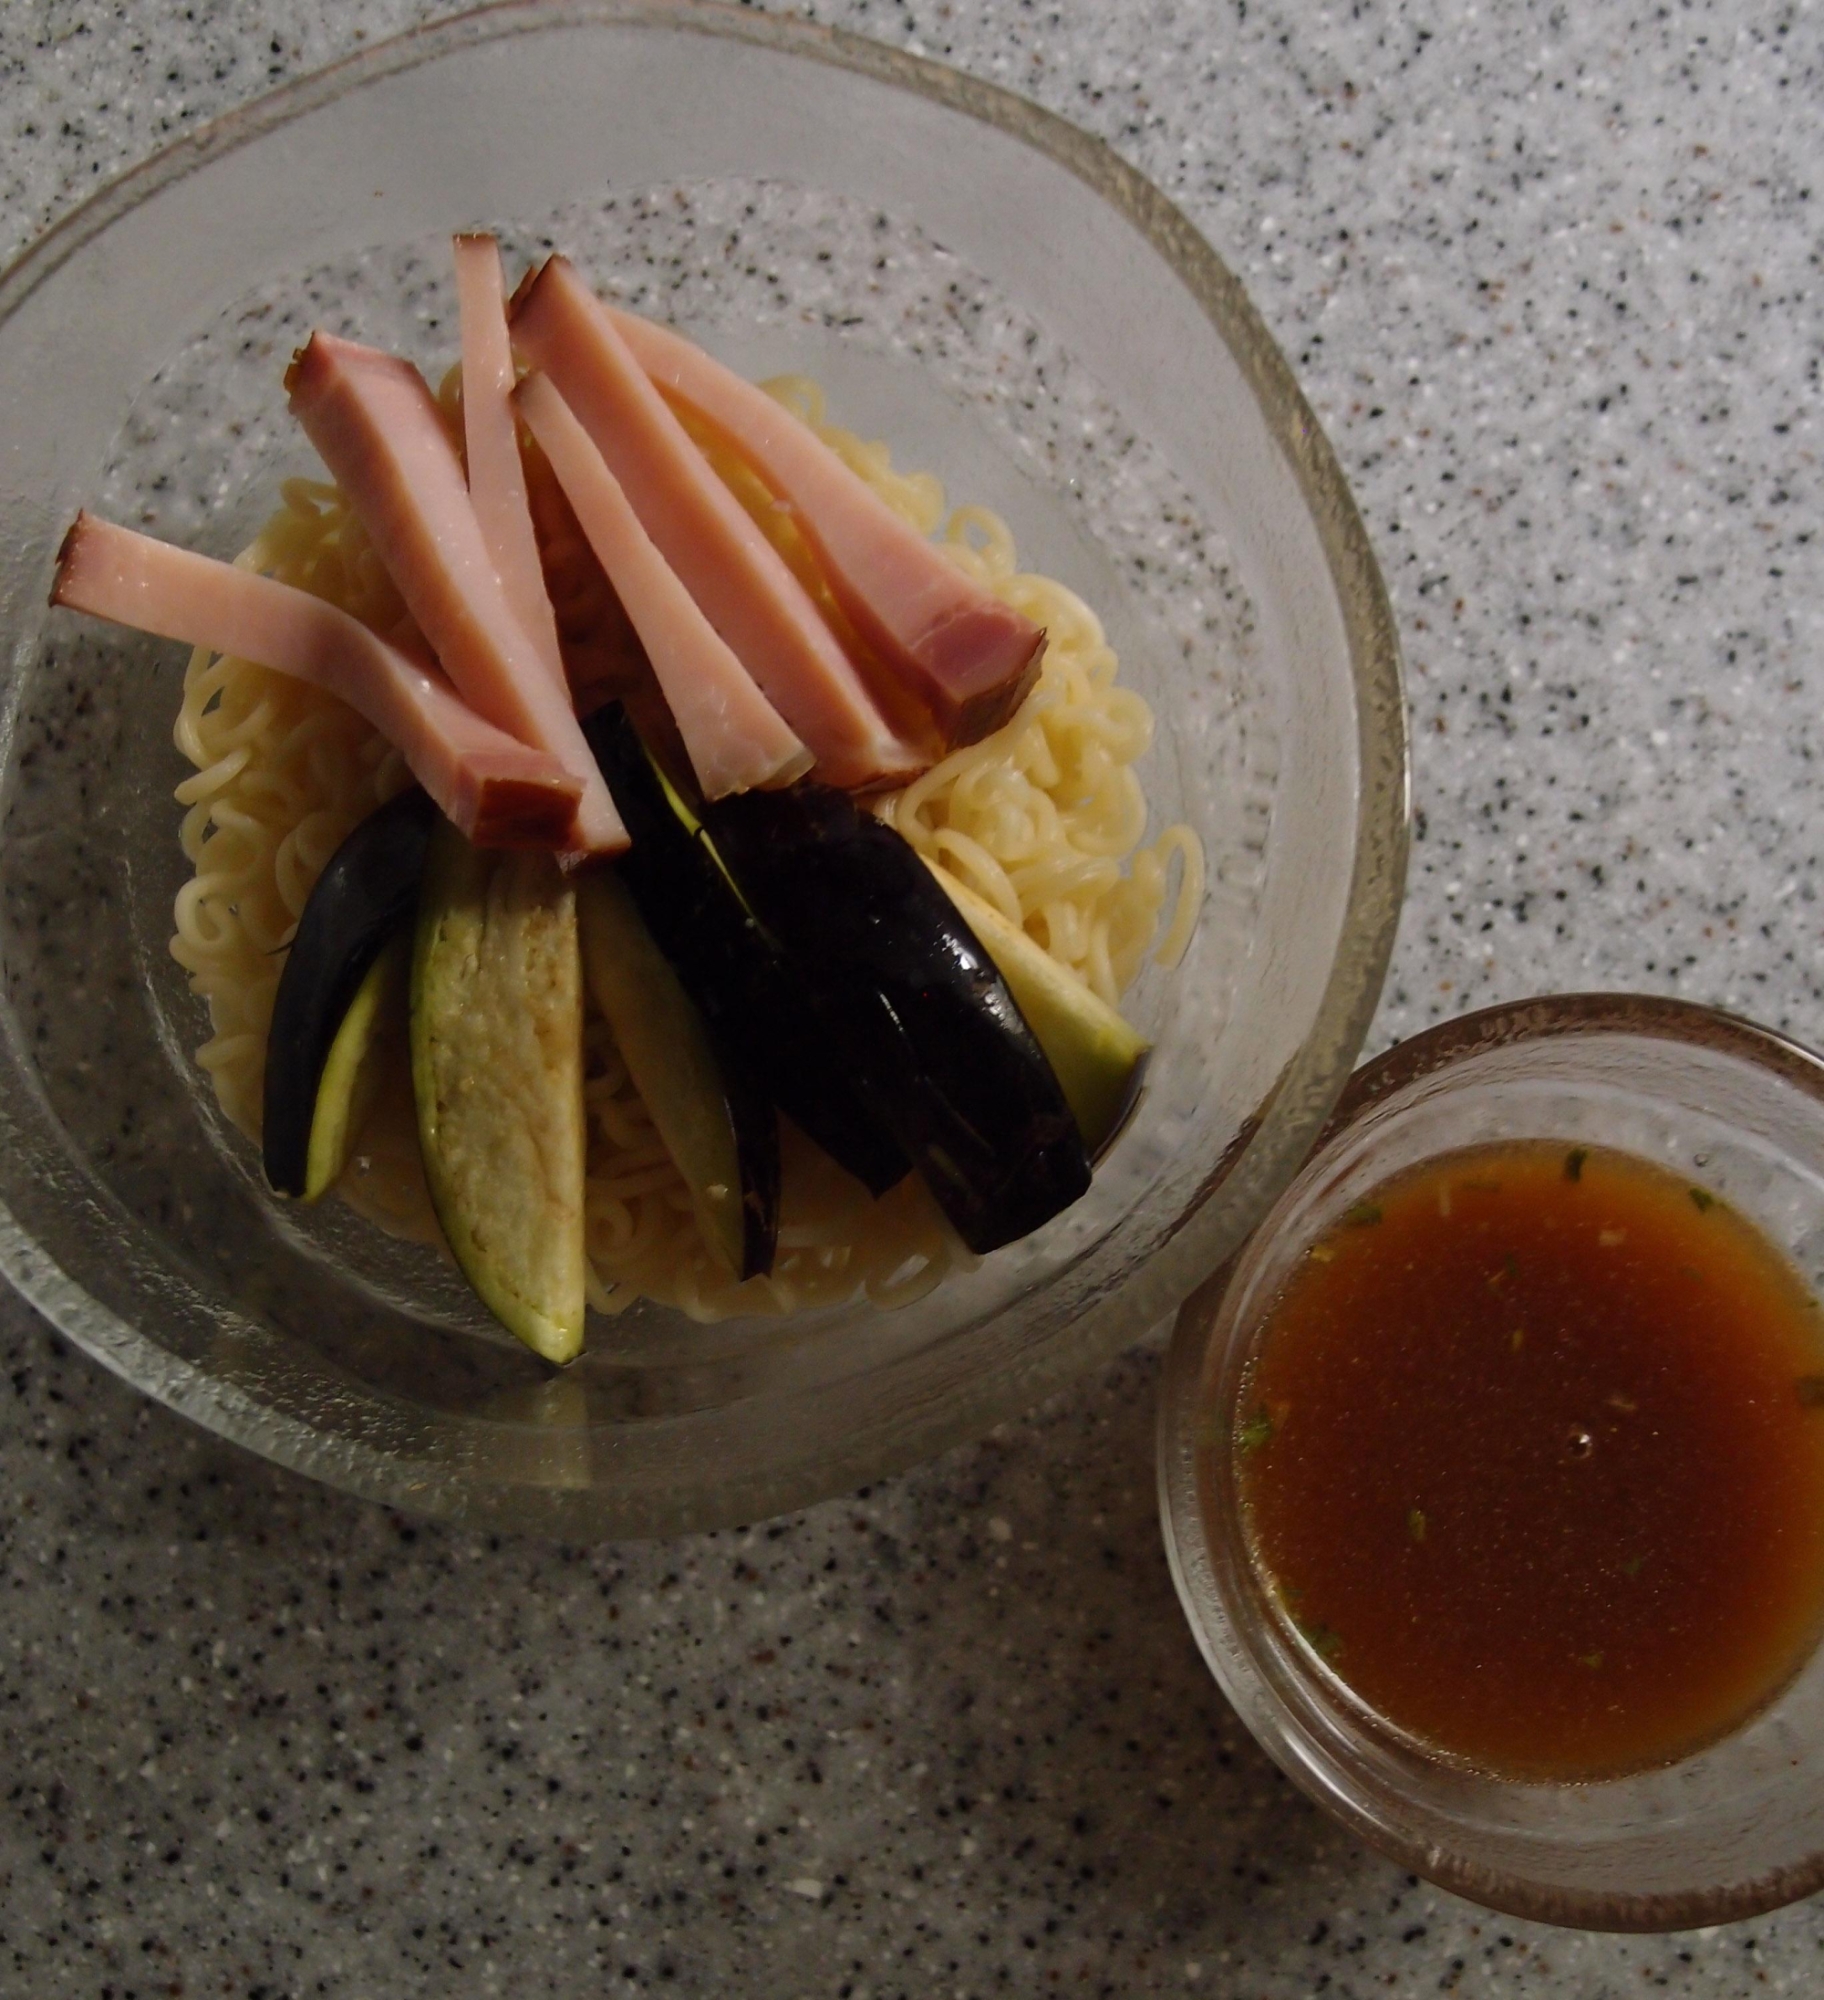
top-left (0, 0), bottom-right (1409, 1534)
top-left (1325, 990), bottom-right (1824, 1130)
top-left (1159, 991), bottom-right (1824, 1931)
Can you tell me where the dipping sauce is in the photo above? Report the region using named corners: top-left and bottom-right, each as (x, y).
top-left (1232, 1140), bottom-right (1824, 1781)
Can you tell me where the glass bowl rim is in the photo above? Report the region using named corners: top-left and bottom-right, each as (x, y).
top-left (1159, 989), bottom-right (1824, 1930)
top-left (0, 0), bottom-right (1410, 1533)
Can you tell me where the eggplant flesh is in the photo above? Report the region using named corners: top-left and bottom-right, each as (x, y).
top-left (412, 818), bottom-right (587, 1365)
top-left (576, 868), bottom-right (779, 1280)
top-left (702, 784), bottom-right (1091, 1255)
top-left (262, 785), bottom-right (437, 1197)
top-left (583, 703), bottom-right (908, 1196)
top-left (302, 933), bottom-right (406, 1202)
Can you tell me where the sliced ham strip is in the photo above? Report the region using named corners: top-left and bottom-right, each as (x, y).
top-left (515, 373), bottom-right (812, 799)
top-left (509, 257), bottom-right (926, 792)
top-left (452, 232), bottom-right (567, 694)
top-left (521, 432), bottom-right (651, 714)
top-left (284, 330), bottom-right (625, 856)
top-left (50, 513), bottom-right (582, 849)
top-left (611, 308), bottom-right (1046, 747)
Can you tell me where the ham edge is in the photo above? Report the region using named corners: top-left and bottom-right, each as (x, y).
top-left (509, 256), bottom-right (925, 794)
top-left (452, 232), bottom-right (568, 696)
top-left (50, 513), bottom-right (582, 849)
top-left (515, 372), bottom-right (812, 800)
top-left (609, 306), bottom-right (1045, 747)
top-left (285, 329), bottom-right (625, 856)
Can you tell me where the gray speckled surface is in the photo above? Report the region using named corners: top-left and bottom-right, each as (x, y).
top-left (5, 0), bottom-right (1824, 1992)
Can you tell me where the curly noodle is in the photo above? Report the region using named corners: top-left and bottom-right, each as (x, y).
top-left (170, 378), bottom-right (1201, 1320)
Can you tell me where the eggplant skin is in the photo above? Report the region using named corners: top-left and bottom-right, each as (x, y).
top-left (925, 861), bottom-right (1148, 1163)
top-left (703, 784), bottom-right (1092, 1255)
top-left (724, 1064), bottom-right (784, 1278)
top-left (583, 703), bottom-right (909, 1196)
top-left (262, 787), bottom-right (438, 1198)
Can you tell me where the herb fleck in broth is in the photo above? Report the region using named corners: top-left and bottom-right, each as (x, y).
top-left (1228, 1141), bottom-right (1824, 1782)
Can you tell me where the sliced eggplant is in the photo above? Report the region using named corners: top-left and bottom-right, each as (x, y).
top-left (576, 868), bottom-right (779, 1280)
top-left (582, 702), bottom-right (908, 1196)
top-left (923, 863), bottom-right (1149, 1161)
top-left (702, 784), bottom-right (1092, 1255)
top-left (301, 932), bottom-right (407, 1202)
top-left (262, 785), bottom-right (437, 1198)
top-left (412, 818), bottom-right (587, 1363)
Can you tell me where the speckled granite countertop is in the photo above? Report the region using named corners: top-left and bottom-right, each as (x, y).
top-left (4, 1), bottom-right (1823, 1992)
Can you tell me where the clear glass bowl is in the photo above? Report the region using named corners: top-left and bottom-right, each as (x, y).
top-left (1160, 994), bottom-right (1824, 1928)
top-left (0, 1), bottom-right (1406, 1534)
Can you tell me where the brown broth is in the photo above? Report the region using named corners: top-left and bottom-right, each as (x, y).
top-left (1230, 1140), bottom-right (1824, 1781)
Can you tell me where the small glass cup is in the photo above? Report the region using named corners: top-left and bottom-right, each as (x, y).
top-left (1159, 993), bottom-right (1824, 1929)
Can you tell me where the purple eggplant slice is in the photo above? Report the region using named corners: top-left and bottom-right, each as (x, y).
top-left (262, 786), bottom-right (437, 1198)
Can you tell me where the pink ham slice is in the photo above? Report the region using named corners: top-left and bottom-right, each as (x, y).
top-left (285, 330), bottom-right (625, 856)
top-left (452, 233), bottom-right (567, 695)
top-left (50, 513), bottom-right (582, 849)
top-left (611, 308), bottom-right (1046, 747)
top-left (509, 257), bottom-right (925, 793)
top-left (515, 373), bottom-right (811, 799)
